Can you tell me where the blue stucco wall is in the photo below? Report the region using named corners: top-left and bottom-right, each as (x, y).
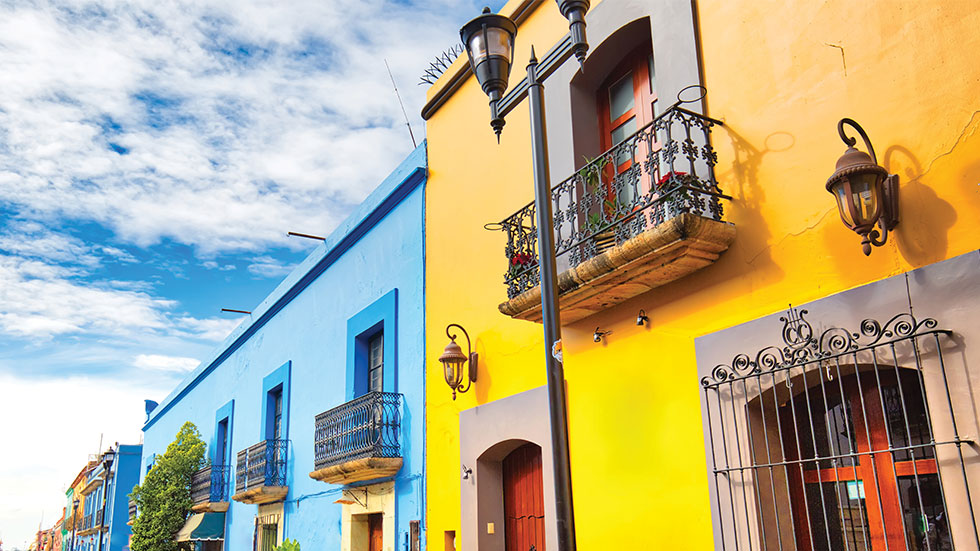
top-left (107, 445), bottom-right (141, 551)
top-left (140, 143), bottom-right (426, 550)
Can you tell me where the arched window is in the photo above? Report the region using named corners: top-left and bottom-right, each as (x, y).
top-left (779, 369), bottom-right (950, 551)
top-left (699, 308), bottom-right (977, 551)
top-left (595, 41), bottom-right (655, 206)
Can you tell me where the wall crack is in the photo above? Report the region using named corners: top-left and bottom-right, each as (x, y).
top-left (825, 43), bottom-right (847, 76)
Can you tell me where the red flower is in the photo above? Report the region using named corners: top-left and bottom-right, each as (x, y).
top-left (656, 171), bottom-right (688, 187)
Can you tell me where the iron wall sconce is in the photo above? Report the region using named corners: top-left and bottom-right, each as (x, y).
top-left (826, 118), bottom-right (899, 256)
top-left (636, 310), bottom-right (649, 326)
top-left (593, 327), bottom-right (611, 343)
top-left (439, 324), bottom-right (478, 400)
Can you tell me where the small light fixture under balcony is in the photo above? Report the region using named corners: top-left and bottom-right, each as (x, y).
top-left (439, 324), bottom-right (478, 400)
top-left (593, 327), bottom-right (611, 343)
top-left (636, 309), bottom-right (649, 326)
top-left (826, 118), bottom-right (899, 256)
top-left (460, 7), bottom-right (517, 139)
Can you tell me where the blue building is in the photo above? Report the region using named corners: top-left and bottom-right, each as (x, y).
top-left (139, 144), bottom-right (427, 551)
top-left (70, 444), bottom-right (142, 551)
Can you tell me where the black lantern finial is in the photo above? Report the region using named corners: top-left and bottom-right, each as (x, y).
top-left (555, 0), bottom-right (591, 70)
top-left (826, 118), bottom-right (899, 256)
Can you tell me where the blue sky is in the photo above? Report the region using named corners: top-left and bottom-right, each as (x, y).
top-left (0, 0), bottom-right (505, 546)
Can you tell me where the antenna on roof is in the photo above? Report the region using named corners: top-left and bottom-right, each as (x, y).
top-left (221, 308), bottom-right (252, 315)
top-left (385, 58), bottom-right (418, 148)
top-left (287, 231), bottom-right (326, 241)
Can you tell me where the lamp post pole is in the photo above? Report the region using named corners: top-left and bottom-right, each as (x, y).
top-left (461, 5), bottom-right (590, 550)
top-left (525, 49), bottom-right (577, 551)
top-left (96, 454), bottom-right (114, 551)
top-left (69, 501), bottom-right (78, 551)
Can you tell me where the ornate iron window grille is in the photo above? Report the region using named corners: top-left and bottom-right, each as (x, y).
top-left (234, 439), bottom-right (288, 493)
top-left (191, 464), bottom-right (231, 504)
top-left (490, 103), bottom-right (730, 299)
top-left (313, 391), bottom-right (403, 471)
top-left (700, 307), bottom-right (980, 551)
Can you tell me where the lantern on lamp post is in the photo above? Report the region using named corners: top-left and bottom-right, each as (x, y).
top-left (826, 118), bottom-right (900, 256)
top-left (460, 7), bottom-right (517, 140)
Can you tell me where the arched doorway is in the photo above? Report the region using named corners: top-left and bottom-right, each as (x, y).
top-left (502, 442), bottom-right (545, 551)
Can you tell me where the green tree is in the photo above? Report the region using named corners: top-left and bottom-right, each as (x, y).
top-left (276, 540), bottom-right (301, 551)
top-left (129, 422), bottom-right (207, 551)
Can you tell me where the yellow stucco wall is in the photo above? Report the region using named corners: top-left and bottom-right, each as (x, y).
top-left (424, 0), bottom-right (980, 549)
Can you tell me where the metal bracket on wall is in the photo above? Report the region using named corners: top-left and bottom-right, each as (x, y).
top-left (342, 488), bottom-right (368, 509)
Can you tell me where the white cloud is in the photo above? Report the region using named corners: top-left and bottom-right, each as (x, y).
top-left (246, 255), bottom-right (293, 278)
top-left (0, 0), bottom-right (477, 256)
top-left (202, 260), bottom-right (236, 271)
top-left (132, 353), bottom-right (199, 373)
top-left (0, 254), bottom-right (172, 339)
top-left (175, 315), bottom-right (242, 342)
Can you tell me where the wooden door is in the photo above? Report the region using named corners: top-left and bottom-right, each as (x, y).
top-left (368, 513), bottom-right (383, 551)
top-left (503, 443), bottom-right (545, 551)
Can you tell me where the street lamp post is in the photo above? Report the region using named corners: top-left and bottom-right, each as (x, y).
top-left (460, 4), bottom-right (590, 551)
top-left (96, 450), bottom-right (116, 551)
top-left (69, 499), bottom-right (79, 551)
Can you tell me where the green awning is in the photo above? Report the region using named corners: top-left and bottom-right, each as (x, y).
top-left (176, 512), bottom-right (225, 542)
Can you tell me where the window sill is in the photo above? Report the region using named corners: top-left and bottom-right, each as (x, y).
top-left (498, 213), bottom-right (735, 323)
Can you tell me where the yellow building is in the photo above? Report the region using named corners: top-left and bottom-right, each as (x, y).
top-left (423, 0), bottom-right (980, 549)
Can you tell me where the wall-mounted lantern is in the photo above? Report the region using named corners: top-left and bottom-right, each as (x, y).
top-left (593, 327), bottom-right (611, 343)
top-left (826, 118), bottom-right (899, 256)
top-left (439, 324), bottom-right (478, 400)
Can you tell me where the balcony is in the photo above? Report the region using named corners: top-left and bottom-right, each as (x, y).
top-left (190, 465), bottom-right (231, 512)
top-left (492, 105), bottom-right (735, 323)
top-left (128, 498), bottom-right (136, 526)
top-left (78, 514), bottom-right (96, 536)
top-left (231, 439), bottom-right (288, 504)
top-left (309, 391), bottom-right (403, 485)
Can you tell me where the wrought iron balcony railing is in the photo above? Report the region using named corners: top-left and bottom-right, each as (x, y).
top-left (314, 391), bottom-right (402, 472)
top-left (81, 515), bottom-right (93, 531)
top-left (95, 509), bottom-right (103, 528)
top-left (235, 439), bottom-right (288, 493)
top-left (128, 498), bottom-right (136, 523)
top-left (191, 465), bottom-right (231, 504)
top-left (492, 104), bottom-right (728, 300)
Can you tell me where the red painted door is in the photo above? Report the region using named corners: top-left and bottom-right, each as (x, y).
top-left (503, 443), bottom-right (546, 551)
top-left (368, 513), bottom-right (383, 551)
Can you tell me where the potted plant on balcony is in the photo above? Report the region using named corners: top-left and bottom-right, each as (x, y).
top-left (578, 156), bottom-right (618, 256)
top-left (655, 171), bottom-right (695, 221)
top-left (507, 251), bottom-right (536, 280)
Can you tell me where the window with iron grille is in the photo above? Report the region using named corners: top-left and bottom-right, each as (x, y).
top-left (700, 306), bottom-right (979, 551)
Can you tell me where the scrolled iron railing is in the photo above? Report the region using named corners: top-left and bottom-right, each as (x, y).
top-left (491, 102), bottom-right (729, 299)
top-left (234, 439), bottom-right (288, 493)
top-left (191, 464), bottom-right (232, 504)
top-left (313, 391), bottom-right (403, 471)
